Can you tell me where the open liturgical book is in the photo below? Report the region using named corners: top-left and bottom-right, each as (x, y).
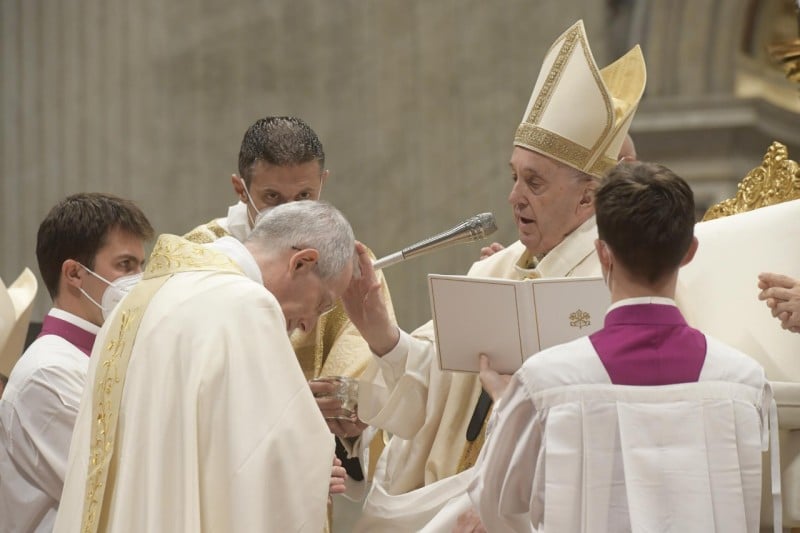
top-left (429, 274), bottom-right (611, 373)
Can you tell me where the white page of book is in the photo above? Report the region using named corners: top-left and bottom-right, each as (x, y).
top-left (429, 274), bottom-right (609, 374)
top-left (429, 275), bottom-right (537, 374)
top-left (532, 277), bottom-right (610, 352)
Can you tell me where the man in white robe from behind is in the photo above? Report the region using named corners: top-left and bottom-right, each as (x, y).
top-left (54, 201), bottom-right (357, 533)
top-left (465, 162), bottom-right (779, 532)
top-left (338, 20), bottom-right (647, 532)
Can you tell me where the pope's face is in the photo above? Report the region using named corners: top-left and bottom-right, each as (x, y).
top-left (240, 160), bottom-right (327, 224)
top-left (508, 147), bottom-right (595, 257)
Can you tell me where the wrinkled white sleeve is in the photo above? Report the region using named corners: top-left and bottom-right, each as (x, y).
top-left (468, 374), bottom-right (541, 533)
top-left (8, 365), bottom-right (83, 500)
top-left (357, 323), bottom-right (437, 439)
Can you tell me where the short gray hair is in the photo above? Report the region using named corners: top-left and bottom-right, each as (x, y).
top-left (246, 200), bottom-right (355, 280)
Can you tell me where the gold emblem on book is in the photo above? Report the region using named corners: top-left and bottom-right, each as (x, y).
top-left (569, 309), bottom-right (591, 329)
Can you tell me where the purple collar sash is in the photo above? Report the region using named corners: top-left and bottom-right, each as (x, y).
top-left (589, 304), bottom-right (706, 385)
top-left (37, 314), bottom-right (97, 357)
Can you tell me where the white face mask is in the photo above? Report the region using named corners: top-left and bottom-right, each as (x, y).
top-left (239, 176), bottom-right (271, 229)
top-left (79, 264), bottom-right (143, 321)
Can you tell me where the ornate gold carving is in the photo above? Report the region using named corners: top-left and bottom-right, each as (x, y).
top-left (702, 142), bottom-right (800, 221)
top-left (569, 309), bottom-right (591, 329)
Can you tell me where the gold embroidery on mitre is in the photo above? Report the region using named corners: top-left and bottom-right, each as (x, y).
top-left (515, 125), bottom-right (618, 179)
top-left (703, 141), bottom-right (800, 221)
top-left (516, 124), bottom-right (591, 169)
top-left (514, 21), bottom-right (645, 178)
top-left (580, 37), bottom-right (613, 157)
top-left (569, 309), bottom-right (591, 329)
top-left (525, 26), bottom-right (581, 126)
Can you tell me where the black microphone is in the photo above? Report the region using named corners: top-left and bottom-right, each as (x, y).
top-left (372, 213), bottom-right (498, 270)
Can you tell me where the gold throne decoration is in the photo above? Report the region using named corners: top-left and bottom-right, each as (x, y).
top-left (702, 141), bottom-right (800, 221)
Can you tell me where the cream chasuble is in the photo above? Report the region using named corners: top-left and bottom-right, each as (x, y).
top-left (184, 202), bottom-right (396, 381)
top-left (353, 217), bottom-right (600, 532)
top-left (184, 203), bottom-right (395, 482)
top-left (54, 235), bottom-right (334, 533)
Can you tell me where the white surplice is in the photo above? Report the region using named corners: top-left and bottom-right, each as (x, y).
top-left (468, 333), bottom-right (776, 533)
top-left (0, 309), bottom-right (97, 533)
top-left (355, 218), bottom-right (600, 532)
top-left (54, 236), bottom-right (334, 533)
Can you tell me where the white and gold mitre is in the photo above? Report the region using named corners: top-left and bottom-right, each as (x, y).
top-left (0, 268), bottom-right (38, 377)
top-left (514, 20), bottom-right (646, 178)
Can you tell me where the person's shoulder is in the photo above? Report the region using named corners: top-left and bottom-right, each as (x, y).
top-left (700, 335), bottom-right (766, 386)
top-left (3, 339), bottom-right (88, 404)
top-left (9, 337), bottom-right (87, 380)
top-left (517, 336), bottom-right (600, 390)
top-left (179, 269), bottom-right (276, 309)
top-left (183, 217), bottom-right (230, 244)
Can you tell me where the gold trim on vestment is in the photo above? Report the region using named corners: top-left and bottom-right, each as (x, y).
top-left (703, 141), bottom-right (800, 221)
top-left (183, 219), bottom-right (230, 245)
top-left (80, 235), bottom-right (243, 533)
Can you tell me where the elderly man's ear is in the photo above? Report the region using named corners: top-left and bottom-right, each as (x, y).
top-left (290, 248), bottom-right (319, 274)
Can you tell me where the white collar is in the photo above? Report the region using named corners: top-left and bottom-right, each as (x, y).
top-left (205, 236), bottom-right (262, 284)
top-left (48, 307), bottom-right (101, 334)
top-left (607, 296), bottom-right (677, 313)
top-left (513, 216), bottom-right (598, 279)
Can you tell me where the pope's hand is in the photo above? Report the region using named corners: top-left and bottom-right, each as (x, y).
top-left (758, 272), bottom-right (800, 333)
top-left (478, 354), bottom-right (512, 402)
top-left (341, 241), bottom-right (400, 355)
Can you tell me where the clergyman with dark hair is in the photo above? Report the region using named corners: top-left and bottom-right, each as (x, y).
top-left (184, 116), bottom-right (396, 485)
top-left (0, 193), bottom-right (154, 533)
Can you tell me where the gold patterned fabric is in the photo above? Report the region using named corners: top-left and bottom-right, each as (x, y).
top-left (80, 235), bottom-right (242, 533)
top-left (514, 20), bottom-right (646, 178)
top-left (183, 218), bottom-right (231, 245)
